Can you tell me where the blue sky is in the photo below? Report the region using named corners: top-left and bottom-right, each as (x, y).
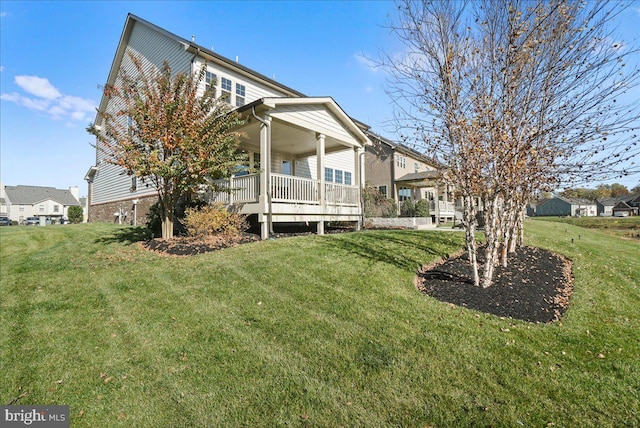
top-left (1, 1), bottom-right (639, 195)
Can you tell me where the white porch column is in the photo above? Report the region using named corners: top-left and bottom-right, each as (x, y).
top-left (259, 114), bottom-right (272, 240)
top-left (316, 133), bottom-right (326, 235)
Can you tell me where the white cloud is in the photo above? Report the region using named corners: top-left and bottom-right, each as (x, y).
top-left (1, 74), bottom-right (96, 123)
top-left (0, 12), bottom-right (7, 18)
top-left (0, 66), bottom-right (5, 72)
top-left (15, 75), bottom-right (61, 99)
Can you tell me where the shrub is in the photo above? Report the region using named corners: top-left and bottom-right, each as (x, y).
top-left (68, 206), bottom-right (83, 224)
top-left (146, 202), bottom-right (163, 237)
top-left (400, 200), bottom-right (415, 217)
top-left (184, 203), bottom-right (248, 239)
top-left (415, 199), bottom-right (430, 217)
top-left (363, 184), bottom-right (398, 218)
top-left (147, 197), bottom-right (209, 237)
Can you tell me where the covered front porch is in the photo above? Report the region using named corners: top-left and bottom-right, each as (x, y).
top-left (208, 97), bottom-right (370, 239)
top-left (396, 171), bottom-right (456, 223)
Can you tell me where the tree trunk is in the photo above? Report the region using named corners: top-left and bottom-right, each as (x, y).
top-left (159, 185), bottom-right (175, 240)
top-left (463, 194), bottom-right (480, 287)
top-left (500, 197), bottom-right (516, 267)
top-left (481, 194), bottom-right (502, 288)
top-left (162, 215), bottom-right (174, 240)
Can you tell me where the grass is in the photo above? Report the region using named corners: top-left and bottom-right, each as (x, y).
top-left (1, 222), bottom-right (638, 427)
top-left (532, 215), bottom-right (640, 240)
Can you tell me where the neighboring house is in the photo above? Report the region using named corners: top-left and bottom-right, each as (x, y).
top-left (526, 198), bottom-right (549, 217)
top-left (364, 131), bottom-right (455, 222)
top-left (536, 196), bottom-right (597, 217)
top-left (597, 194), bottom-right (640, 216)
top-left (596, 197), bottom-right (619, 216)
top-left (87, 14), bottom-right (370, 238)
top-left (1, 184), bottom-right (81, 224)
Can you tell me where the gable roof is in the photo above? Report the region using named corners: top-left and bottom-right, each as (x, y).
top-left (396, 171), bottom-right (441, 183)
top-left (596, 193), bottom-right (638, 206)
top-left (555, 196), bottom-right (596, 205)
top-left (613, 200), bottom-right (632, 209)
top-left (238, 96), bottom-right (370, 147)
top-left (96, 14), bottom-right (306, 126)
top-left (4, 185), bottom-right (80, 206)
top-left (365, 130), bottom-right (440, 167)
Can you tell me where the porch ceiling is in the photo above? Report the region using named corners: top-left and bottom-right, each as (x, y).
top-left (239, 118), bottom-right (352, 156)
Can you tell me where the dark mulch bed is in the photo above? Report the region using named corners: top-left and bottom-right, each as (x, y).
top-left (142, 225), bottom-right (354, 257)
top-left (416, 246), bottom-right (573, 323)
top-left (141, 233), bottom-right (261, 256)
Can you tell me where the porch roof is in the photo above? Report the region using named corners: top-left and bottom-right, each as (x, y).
top-left (237, 97), bottom-right (371, 156)
top-left (396, 170), bottom-right (441, 186)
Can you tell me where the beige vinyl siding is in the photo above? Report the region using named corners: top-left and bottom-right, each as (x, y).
top-left (293, 149), bottom-right (355, 181)
top-left (271, 105), bottom-right (359, 146)
top-left (393, 153), bottom-right (436, 179)
top-left (93, 21), bottom-right (191, 205)
top-left (194, 59), bottom-right (290, 105)
top-left (126, 21), bottom-right (192, 77)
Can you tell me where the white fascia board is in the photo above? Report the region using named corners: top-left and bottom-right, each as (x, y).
top-left (263, 97), bottom-right (371, 147)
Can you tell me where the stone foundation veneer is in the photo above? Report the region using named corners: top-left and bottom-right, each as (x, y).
top-left (366, 216), bottom-right (433, 230)
top-left (88, 195), bottom-right (158, 226)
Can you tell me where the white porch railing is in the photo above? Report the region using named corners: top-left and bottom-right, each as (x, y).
top-left (271, 173), bottom-right (319, 204)
top-left (325, 182), bottom-right (359, 206)
top-left (430, 201), bottom-right (455, 213)
top-left (209, 174), bottom-right (259, 204)
top-left (208, 173), bottom-right (359, 207)
top-left (232, 174), bottom-right (260, 203)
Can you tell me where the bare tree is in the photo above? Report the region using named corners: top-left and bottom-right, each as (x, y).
top-left (382, 0), bottom-right (640, 287)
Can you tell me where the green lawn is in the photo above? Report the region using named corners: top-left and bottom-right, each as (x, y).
top-left (532, 215), bottom-right (640, 239)
top-left (1, 222), bottom-right (638, 427)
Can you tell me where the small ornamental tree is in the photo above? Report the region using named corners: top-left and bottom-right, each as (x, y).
top-left (89, 53), bottom-right (245, 239)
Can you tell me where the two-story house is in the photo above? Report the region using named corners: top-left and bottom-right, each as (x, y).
top-left (86, 14), bottom-right (371, 239)
top-left (364, 131), bottom-right (455, 222)
top-left (1, 184), bottom-right (81, 224)
top-left (596, 194), bottom-right (640, 216)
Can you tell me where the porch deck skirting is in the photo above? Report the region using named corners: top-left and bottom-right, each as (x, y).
top-left (208, 173), bottom-right (360, 207)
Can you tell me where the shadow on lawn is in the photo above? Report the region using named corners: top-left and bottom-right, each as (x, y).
top-left (328, 230), bottom-right (463, 271)
top-left (94, 226), bottom-right (152, 246)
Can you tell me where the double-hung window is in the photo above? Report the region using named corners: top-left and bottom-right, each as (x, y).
top-left (344, 171), bottom-right (352, 185)
top-left (334, 170), bottom-right (343, 184)
top-left (324, 168), bottom-right (353, 184)
top-left (324, 167), bottom-right (334, 183)
top-left (236, 84), bottom-right (245, 107)
top-left (221, 78), bottom-right (232, 103)
top-left (397, 156), bottom-right (406, 169)
top-left (205, 71), bottom-right (217, 94)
